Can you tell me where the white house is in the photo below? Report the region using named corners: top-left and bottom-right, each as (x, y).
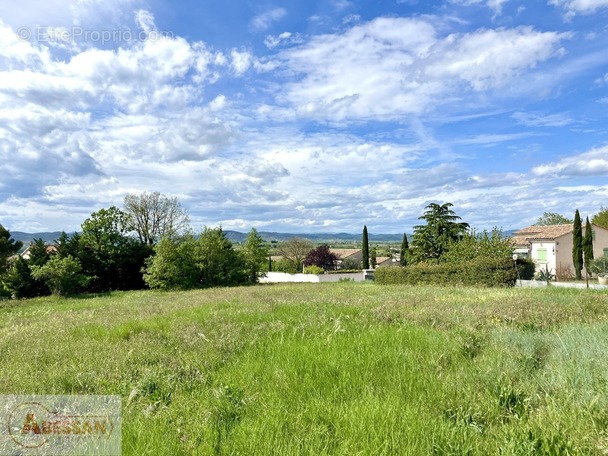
top-left (512, 223), bottom-right (608, 277)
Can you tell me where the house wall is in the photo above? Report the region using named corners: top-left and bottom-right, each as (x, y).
top-left (260, 272), bottom-right (366, 283)
top-left (592, 225), bottom-right (608, 259)
top-left (530, 241), bottom-right (557, 274)
top-left (552, 225), bottom-right (608, 276)
top-left (555, 233), bottom-right (574, 276)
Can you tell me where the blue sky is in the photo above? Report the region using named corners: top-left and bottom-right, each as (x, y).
top-left (1, 0), bottom-right (608, 234)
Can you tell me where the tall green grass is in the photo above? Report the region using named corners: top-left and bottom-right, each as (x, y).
top-left (2, 284), bottom-right (608, 454)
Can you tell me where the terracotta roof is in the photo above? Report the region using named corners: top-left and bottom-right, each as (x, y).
top-left (511, 224), bottom-right (573, 246)
top-left (330, 249), bottom-right (361, 259)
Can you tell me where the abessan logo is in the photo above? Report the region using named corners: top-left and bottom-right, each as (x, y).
top-left (0, 395), bottom-right (121, 456)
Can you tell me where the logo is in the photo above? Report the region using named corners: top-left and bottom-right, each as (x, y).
top-left (1, 395), bottom-right (121, 456)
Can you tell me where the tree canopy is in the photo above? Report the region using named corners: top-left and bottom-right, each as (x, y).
top-left (592, 207), bottom-right (608, 230)
top-left (303, 245), bottom-right (338, 271)
top-left (0, 225), bottom-right (22, 274)
top-left (124, 191), bottom-right (190, 245)
top-left (412, 203), bottom-right (469, 262)
top-left (276, 237), bottom-right (313, 273)
top-left (534, 212), bottom-right (573, 226)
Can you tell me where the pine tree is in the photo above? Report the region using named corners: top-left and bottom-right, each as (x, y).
top-left (572, 209), bottom-right (583, 280)
top-left (583, 216), bottom-right (594, 277)
top-left (400, 233), bottom-right (409, 267)
top-left (362, 225), bottom-right (370, 269)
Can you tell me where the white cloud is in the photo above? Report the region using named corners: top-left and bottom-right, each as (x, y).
top-left (532, 145), bottom-right (608, 177)
top-left (275, 18), bottom-right (568, 122)
top-left (512, 111), bottom-right (573, 127)
top-left (230, 49), bottom-right (252, 75)
top-left (264, 31), bottom-right (304, 49)
top-left (250, 8), bottom-right (286, 32)
top-left (549, 0), bottom-right (608, 17)
top-left (449, 0), bottom-right (510, 14)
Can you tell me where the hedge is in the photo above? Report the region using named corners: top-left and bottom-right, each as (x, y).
top-left (375, 258), bottom-right (534, 287)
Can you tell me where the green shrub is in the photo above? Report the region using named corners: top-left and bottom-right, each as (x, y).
top-left (272, 259), bottom-right (298, 274)
top-left (516, 259), bottom-right (535, 280)
top-left (375, 257), bottom-right (519, 287)
top-left (303, 265), bottom-right (324, 275)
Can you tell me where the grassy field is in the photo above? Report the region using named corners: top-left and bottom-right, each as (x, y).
top-left (2, 283), bottom-right (608, 454)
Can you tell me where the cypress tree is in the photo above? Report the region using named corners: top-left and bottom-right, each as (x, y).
top-left (583, 216), bottom-right (594, 276)
top-left (362, 225), bottom-right (370, 269)
top-left (400, 233), bottom-right (409, 267)
top-left (572, 209), bottom-right (583, 280)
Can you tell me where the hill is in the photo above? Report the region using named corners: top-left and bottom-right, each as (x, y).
top-left (10, 230), bottom-right (405, 246)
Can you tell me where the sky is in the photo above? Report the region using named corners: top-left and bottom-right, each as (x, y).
top-left (0, 0), bottom-right (608, 234)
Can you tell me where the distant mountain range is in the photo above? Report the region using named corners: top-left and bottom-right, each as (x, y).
top-left (11, 229), bottom-right (518, 248)
top-left (10, 230), bottom-right (405, 247)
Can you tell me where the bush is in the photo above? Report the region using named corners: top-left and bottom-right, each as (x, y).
top-left (375, 257), bottom-right (519, 287)
top-left (303, 265), bottom-right (324, 275)
top-left (30, 255), bottom-right (91, 297)
top-left (272, 259), bottom-right (298, 274)
top-left (341, 258), bottom-right (361, 270)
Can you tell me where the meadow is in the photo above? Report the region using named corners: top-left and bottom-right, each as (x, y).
top-left (2, 283), bottom-right (608, 454)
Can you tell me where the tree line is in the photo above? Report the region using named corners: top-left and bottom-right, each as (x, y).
top-left (0, 192), bottom-right (269, 297)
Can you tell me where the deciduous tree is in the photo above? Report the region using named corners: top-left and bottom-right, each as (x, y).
top-left (303, 244), bottom-right (338, 271)
top-left (124, 192), bottom-right (190, 245)
top-left (535, 212), bottom-right (572, 226)
top-left (592, 206), bottom-right (608, 230)
top-left (31, 255), bottom-right (90, 297)
top-left (241, 228), bottom-right (270, 283)
top-left (276, 237), bottom-right (313, 273)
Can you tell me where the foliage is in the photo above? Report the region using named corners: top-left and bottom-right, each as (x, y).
top-left (583, 216), bottom-right (594, 275)
top-left (0, 224), bottom-right (22, 274)
top-left (370, 245), bottom-right (377, 268)
top-left (1, 239), bottom-right (51, 298)
top-left (572, 209), bottom-right (583, 280)
top-left (411, 202), bottom-right (469, 263)
top-left (123, 191), bottom-right (190, 245)
top-left (361, 226), bottom-right (370, 269)
top-left (2, 256), bottom-right (37, 298)
top-left (303, 265), bottom-right (324, 275)
top-left (303, 244), bottom-right (338, 270)
top-left (341, 257), bottom-right (361, 271)
top-left (589, 257), bottom-right (608, 277)
top-left (196, 227), bottom-right (247, 288)
top-left (399, 233), bottom-right (409, 267)
top-left (142, 236), bottom-right (198, 290)
top-left (240, 228), bottom-right (270, 283)
top-left (592, 206), bottom-right (608, 230)
top-left (534, 212), bottom-right (573, 226)
top-left (30, 255), bottom-right (90, 296)
top-left (79, 207), bottom-right (152, 291)
top-left (375, 257), bottom-right (519, 287)
top-left (271, 258), bottom-right (298, 274)
top-left (143, 228), bottom-right (247, 290)
top-left (535, 265), bottom-right (555, 282)
top-left (276, 237), bottom-right (313, 273)
top-left (441, 228), bottom-right (514, 263)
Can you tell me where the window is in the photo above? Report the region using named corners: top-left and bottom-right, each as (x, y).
top-left (537, 248), bottom-right (547, 262)
top-left (604, 248), bottom-right (608, 258)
